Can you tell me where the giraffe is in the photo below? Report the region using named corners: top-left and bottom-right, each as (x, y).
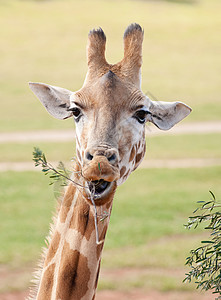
top-left (28, 23), bottom-right (191, 300)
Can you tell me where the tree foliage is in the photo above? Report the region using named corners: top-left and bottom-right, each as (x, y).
top-left (184, 191), bottom-right (221, 299)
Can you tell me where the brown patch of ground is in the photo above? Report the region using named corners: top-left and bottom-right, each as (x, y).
top-left (0, 121), bottom-right (221, 143)
top-left (0, 265), bottom-right (214, 300)
top-left (0, 291), bottom-right (29, 300)
top-left (0, 289), bottom-right (213, 300)
top-left (97, 290), bottom-right (213, 300)
top-left (0, 263), bottom-right (215, 300)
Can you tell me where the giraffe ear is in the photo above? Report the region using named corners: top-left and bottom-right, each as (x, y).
top-left (29, 82), bottom-right (73, 120)
top-left (148, 100), bottom-right (192, 130)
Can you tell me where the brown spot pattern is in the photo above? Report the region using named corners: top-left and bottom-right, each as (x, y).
top-left (120, 166), bottom-right (126, 177)
top-left (70, 197), bottom-right (95, 241)
top-left (37, 263), bottom-right (56, 300)
top-left (135, 152), bottom-right (143, 165)
top-left (44, 231), bottom-right (61, 266)
top-left (56, 242), bottom-right (90, 300)
top-left (129, 145), bottom-right (136, 162)
top-left (143, 141), bottom-right (146, 153)
top-left (137, 141), bottom-right (141, 151)
top-left (59, 184), bottom-right (76, 223)
top-left (123, 169), bottom-right (130, 181)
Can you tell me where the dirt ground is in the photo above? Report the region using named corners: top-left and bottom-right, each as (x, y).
top-left (0, 289), bottom-right (214, 300)
top-left (0, 121), bottom-right (221, 143)
top-left (0, 265), bottom-right (215, 300)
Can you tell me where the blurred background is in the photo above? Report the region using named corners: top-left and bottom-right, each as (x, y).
top-left (0, 0), bottom-right (220, 299)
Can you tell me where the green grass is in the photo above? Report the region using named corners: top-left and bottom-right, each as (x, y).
top-left (1, 167), bottom-right (220, 293)
top-left (1, 167), bottom-right (220, 268)
top-left (101, 166), bottom-right (221, 292)
top-left (0, 0), bottom-right (221, 131)
top-left (0, 141), bottom-right (76, 162)
top-left (0, 172), bottom-right (54, 266)
top-left (146, 133), bottom-right (221, 159)
top-left (105, 166), bottom-right (221, 249)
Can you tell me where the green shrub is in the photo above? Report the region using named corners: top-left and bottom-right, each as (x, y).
top-left (184, 191), bottom-right (221, 299)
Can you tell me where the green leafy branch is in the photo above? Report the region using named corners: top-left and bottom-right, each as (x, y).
top-left (33, 147), bottom-right (85, 189)
top-left (184, 191), bottom-right (221, 299)
top-left (33, 147), bottom-right (110, 245)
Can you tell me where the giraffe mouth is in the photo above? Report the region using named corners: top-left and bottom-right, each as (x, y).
top-left (87, 179), bottom-right (113, 200)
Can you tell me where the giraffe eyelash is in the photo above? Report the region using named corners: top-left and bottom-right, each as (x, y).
top-left (133, 109), bottom-right (151, 124)
top-left (68, 107), bottom-right (83, 122)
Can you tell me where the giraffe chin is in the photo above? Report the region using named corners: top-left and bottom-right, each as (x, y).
top-left (84, 180), bottom-right (117, 206)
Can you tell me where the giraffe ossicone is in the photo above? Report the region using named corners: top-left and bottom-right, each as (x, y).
top-left (29, 23), bottom-right (191, 300)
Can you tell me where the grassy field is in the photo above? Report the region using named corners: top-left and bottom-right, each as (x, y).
top-left (0, 166), bottom-right (220, 293)
top-left (0, 0), bottom-right (220, 298)
top-left (0, 0), bottom-right (221, 132)
top-left (1, 134), bottom-right (220, 297)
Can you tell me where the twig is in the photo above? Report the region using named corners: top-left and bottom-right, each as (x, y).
top-left (90, 185), bottom-right (105, 245)
top-left (33, 147), bottom-right (87, 189)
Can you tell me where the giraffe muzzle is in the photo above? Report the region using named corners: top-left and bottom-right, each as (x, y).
top-left (82, 153), bottom-right (120, 179)
top-left (82, 151), bottom-right (120, 204)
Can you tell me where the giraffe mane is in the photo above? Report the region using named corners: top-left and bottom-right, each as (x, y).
top-left (27, 207), bottom-right (60, 300)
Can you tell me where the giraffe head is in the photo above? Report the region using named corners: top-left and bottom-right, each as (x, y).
top-left (29, 24), bottom-right (191, 205)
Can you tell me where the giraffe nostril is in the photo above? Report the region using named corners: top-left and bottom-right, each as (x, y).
top-left (108, 153), bottom-right (117, 162)
top-left (85, 148), bottom-right (118, 164)
top-left (85, 151), bottom-right (93, 161)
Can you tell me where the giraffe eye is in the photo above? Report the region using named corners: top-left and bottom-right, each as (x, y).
top-left (68, 107), bottom-right (82, 122)
top-left (133, 109), bottom-right (149, 124)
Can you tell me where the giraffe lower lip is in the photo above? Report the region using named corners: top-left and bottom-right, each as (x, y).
top-left (88, 180), bottom-right (112, 199)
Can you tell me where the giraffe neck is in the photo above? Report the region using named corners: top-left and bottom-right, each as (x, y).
top-left (32, 179), bottom-right (113, 300)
